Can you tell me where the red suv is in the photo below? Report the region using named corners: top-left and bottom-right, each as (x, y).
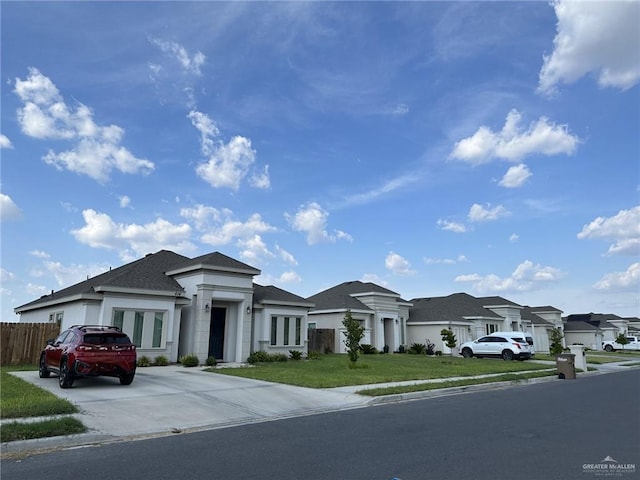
top-left (39, 325), bottom-right (137, 388)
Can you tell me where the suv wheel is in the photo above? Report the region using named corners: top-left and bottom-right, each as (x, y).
top-left (461, 348), bottom-right (473, 358)
top-left (39, 354), bottom-right (51, 378)
top-left (604, 344), bottom-right (614, 352)
top-left (59, 360), bottom-right (74, 388)
top-left (501, 350), bottom-right (514, 361)
top-left (119, 372), bottom-right (135, 385)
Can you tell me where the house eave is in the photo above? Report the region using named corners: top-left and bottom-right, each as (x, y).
top-left (14, 292), bottom-right (103, 313)
top-left (94, 285), bottom-right (187, 298)
top-left (309, 308), bottom-right (373, 315)
top-left (256, 300), bottom-right (315, 309)
top-left (167, 263), bottom-right (261, 277)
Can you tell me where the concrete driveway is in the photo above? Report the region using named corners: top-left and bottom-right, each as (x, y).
top-left (10, 366), bottom-right (370, 440)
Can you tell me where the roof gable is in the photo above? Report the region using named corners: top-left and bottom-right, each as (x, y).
top-left (409, 292), bottom-right (504, 323)
top-left (253, 284), bottom-right (314, 307)
top-left (307, 281), bottom-right (399, 311)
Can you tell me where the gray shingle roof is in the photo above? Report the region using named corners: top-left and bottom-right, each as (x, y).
top-left (16, 250), bottom-right (190, 310)
top-left (253, 284), bottom-right (314, 307)
top-left (520, 306), bottom-right (554, 326)
top-left (307, 281), bottom-right (400, 311)
top-left (177, 251), bottom-right (260, 274)
top-left (408, 293), bottom-right (503, 323)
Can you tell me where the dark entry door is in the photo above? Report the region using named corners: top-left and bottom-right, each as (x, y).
top-left (209, 307), bottom-right (226, 360)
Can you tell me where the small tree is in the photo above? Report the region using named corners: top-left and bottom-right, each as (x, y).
top-left (342, 310), bottom-right (365, 364)
top-left (549, 327), bottom-right (564, 356)
top-left (440, 328), bottom-right (457, 350)
top-left (615, 333), bottom-right (629, 349)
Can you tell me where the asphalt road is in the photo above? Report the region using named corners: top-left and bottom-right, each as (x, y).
top-left (4, 369), bottom-right (639, 480)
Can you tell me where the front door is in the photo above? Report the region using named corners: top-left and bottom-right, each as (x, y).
top-left (209, 307), bottom-right (226, 360)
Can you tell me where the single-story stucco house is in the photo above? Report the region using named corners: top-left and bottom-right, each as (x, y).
top-left (406, 293), bottom-right (563, 354)
top-left (306, 281), bottom-right (412, 353)
top-left (14, 250), bottom-right (314, 364)
top-left (562, 313), bottom-right (624, 350)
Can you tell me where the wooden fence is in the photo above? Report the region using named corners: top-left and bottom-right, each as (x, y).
top-left (308, 328), bottom-right (335, 354)
top-left (1, 322), bottom-right (60, 366)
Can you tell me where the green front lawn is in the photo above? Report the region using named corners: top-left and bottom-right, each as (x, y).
top-left (208, 354), bottom-right (552, 388)
top-left (1, 366), bottom-right (77, 419)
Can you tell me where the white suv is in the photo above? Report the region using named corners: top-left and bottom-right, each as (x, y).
top-left (459, 332), bottom-right (532, 361)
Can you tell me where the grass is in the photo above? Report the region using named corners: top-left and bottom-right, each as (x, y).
top-left (207, 353), bottom-right (553, 388)
top-left (357, 370), bottom-right (558, 396)
top-left (1, 365), bottom-right (85, 443)
top-left (1, 366), bottom-right (78, 419)
top-left (1, 417), bottom-right (87, 443)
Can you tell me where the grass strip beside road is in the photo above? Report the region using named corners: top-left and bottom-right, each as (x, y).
top-left (1, 366), bottom-right (85, 444)
top-left (1, 366), bottom-right (78, 419)
top-left (208, 354), bottom-right (553, 388)
top-left (1, 417), bottom-right (87, 443)
top-left (356, 370), bottom-right (558, 396)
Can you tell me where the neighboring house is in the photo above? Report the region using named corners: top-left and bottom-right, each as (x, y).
top-left (522, 306), bottom-right (563, 354)
top-left (563, 313), bottom-right (625, 349)
top-left (252, 284), bottom-right (315, 356)
top-left (306, 281), bottom-right (411, 353)
top-left (14, 250), bottom-right (313, 364)
top-left (407, 293), bottom-right (559, 354)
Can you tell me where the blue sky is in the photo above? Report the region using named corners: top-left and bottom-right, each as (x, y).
top-left (1, 1), bottom-right (639, 322)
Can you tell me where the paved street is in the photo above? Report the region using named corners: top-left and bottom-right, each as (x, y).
top-left (3, 369), bottom-right (638, 480)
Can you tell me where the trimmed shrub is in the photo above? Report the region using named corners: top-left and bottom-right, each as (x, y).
top-left (205, 356), bottom-right (217, 367)
top-left (289, 350), bottom-right (303, 361)
top-left (307, 350), bottom-right (321, 360)
top-left (153, 355), bottom-right (169, 366)
top-left (137, 355), bottom-right (151, 367)
top-left (408, 343), bottom-right (426, 355)
top-left (360, 344), bottom-right (378, 355)
top-left (180, 354), bottom-right (199, 367)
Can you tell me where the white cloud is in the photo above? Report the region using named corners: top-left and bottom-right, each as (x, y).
top-left (189, 111), bottom-right (270, 191)
top-left (275, 245), bottom-right (298, 266)
top-left (285, 202), bottom-right (351, 245)
top-left (0, 134), bottom-right (13, 149)
top-left (424, 254), bottom-right (467, 265)
top-left (119, 195), bottom-right (131, 208)
top-left (360, 273), bottom-right (390, 288)
top-left (0, 193), bottom-right (22, 221)
top-left (249, 165), bottom-right (271, 189)
top-left (71, 209), bottom-right (195, 260)
top-left (199, 212), bottom-right (276, 246)
top-left (180, 204), bottom-right (227, 231)
top-left (509, 233), bottom-right (519, 243)
top-left (29, 250), bottom-right (50, 259)
top-left (1, 268), bottom-right (15, 282)
top-left (277, 271), bottom-right (302, 284)
top-left (455, 260), bottom-right (564, 293)
top-left (385, 251), bottom-right (415, 276)
top-left (538, 0), bottom-right (640, 95)
top-left (593, 263), bottom-right (640, 291)
top-left (238, 235), bottom-right (275, 265)
top-left (437, 219), bottom-right (467, 233)
top-left (150, 38), bottom-right (206, 76)
top-left (340, 173), bottom-right (419, 208)
top-left (577, 206), bottom-right (640, 256)
top-left (13, 68), bottom-right (154, 182)
top-left (468, 203), bottom-right (509, 222)
top-left (499, 163), bottom-right (532, 188)
top-left (450, 109), bottom-right (578, 165)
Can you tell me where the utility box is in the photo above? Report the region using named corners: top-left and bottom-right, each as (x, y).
top-left (556, 353), bottom-right (576, 379)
